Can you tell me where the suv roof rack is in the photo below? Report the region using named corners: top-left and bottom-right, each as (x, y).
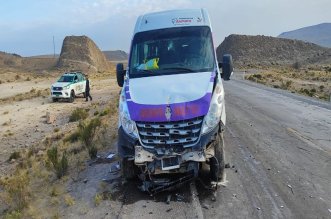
top-left (64, 70), bottom-right (83, 75)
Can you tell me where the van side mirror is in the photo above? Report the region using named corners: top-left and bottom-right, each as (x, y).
top-left (221, 54), bottom-right (233, 81)
top-left (116, 63), bottom-right (125, 87)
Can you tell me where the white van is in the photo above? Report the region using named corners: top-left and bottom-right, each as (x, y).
top-left (116, 9), bottom-right (233, 193)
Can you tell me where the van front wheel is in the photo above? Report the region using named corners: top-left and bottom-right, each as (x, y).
top-left (121, 158), bottom-right (138, 180)
top-left (209, 132), bottom-right (225, 182)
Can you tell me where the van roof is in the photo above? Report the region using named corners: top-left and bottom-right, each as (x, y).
top-left (134, 9), bottom-right (211, 34)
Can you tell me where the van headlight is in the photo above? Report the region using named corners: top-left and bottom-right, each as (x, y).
top-left (119, 92), bottom-right (138, 138)
top-left (201, 81), bottom-right (224, 134)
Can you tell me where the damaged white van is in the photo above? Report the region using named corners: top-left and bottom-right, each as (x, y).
top-left (116, 9), bottom-right (233, 193)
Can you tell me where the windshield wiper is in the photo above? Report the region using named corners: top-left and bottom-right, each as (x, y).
top-left (136, 69), bottom-right (155, 74)
top-left (160, 67), bottom-right (195, 72)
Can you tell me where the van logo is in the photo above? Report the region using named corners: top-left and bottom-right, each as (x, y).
top-left (165, 105), bottom-right (172, 121)
top-left (171, 17), bottom-right (193, 25)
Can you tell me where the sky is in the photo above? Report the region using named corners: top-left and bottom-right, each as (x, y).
top-left (1, 0), bottom-right (330, 56)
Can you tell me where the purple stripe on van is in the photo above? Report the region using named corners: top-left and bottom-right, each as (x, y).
top-left (127, 93), bottom-right (211, 122)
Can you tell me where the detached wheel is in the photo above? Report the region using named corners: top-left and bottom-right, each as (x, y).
top-left (69, 90), bottom-right (75, 103)
top-left (209, 132), bottom-right (225, 182)
top-left (121, 158), bottom-right (138, 180)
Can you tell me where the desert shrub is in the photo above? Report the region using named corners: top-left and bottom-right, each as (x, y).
top-left (300, 88), bottom-right (313, 97)
top-left (50, 187), bottom-right (60, 197)
top-left (310, 88), bottom-right (316, 93)
top-left (64, 194), bottom-right (75, 207)
top-left (3, 210), bottom-right (22, 219)
top-left (64, 131), bottom-right (80, 143)
top-left (292, 61), bottom-right (301, 70)
top-left (15, 75), bottom-right (21, 80)
top-left (69, 108), bottom-right (88, 122)
top-left (99, 108), bottom-right (110, 116)
top-left (47, 147), bottom-right (68, 179)
top-left (94, 193), bottom-right (102, 206)
top-left (54, 128), bottom-right (60, 133)
top-left (26, 77), bottom-right (31, 81)
top-left (0, 171), bottom-right (30, 210)
top-left (252, 74), bottom-right (262, 79)
top-left (94, 111), bottom-right (99, 116)
top-left (280, 80), bottom-right (292, 90)
top-left (0, 80), bottom-right (2, 84)
top-left (78, 118), bottom-right (101, 159)
top-left (9, 151), bottom-right (21, 161)
top-left (319, 85), bottom-right (325, 91)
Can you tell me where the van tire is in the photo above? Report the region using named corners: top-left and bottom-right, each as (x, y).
top-left (121, 158), bottom-right (138, 180)
top-left (209, 132), bottom-right (225, 182)
top-left (69, 90), bottom-right (75, 103)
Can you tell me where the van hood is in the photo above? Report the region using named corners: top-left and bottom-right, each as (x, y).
top-left (126, 72), bottom-right (215, 122)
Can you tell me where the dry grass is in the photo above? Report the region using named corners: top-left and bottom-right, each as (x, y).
top-left (64, 194), bottom-right (75, 207)
top-left (0, 88), bottom-right (50, 104)
top-left (0, 97), bottom-right (117, 218)
top-left (245, 66), bottom-right (331, 101)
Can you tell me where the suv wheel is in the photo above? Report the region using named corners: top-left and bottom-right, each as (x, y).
top-left (52, 98), bottom-right (58, 102)
top-left (69, 90), bottom-right (75, 103)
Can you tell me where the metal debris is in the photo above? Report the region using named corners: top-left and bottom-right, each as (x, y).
top-left (107, 152), bottom-right (116, 160)
top-left (166, 194), bottom-right (171, 204)
top-left (287, 184), bottom-right (294, 194)
top-left (175, 193), bottom-right (184, 202)
top-left (225, 163), bottom-right (230, 168)
top-left (202, 204), bottom-right (209, 210)
top-left (109, 162), bottom-right (120, 174)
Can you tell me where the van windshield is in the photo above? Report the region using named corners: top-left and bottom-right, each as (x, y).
top-left (129, 26), bottom-right (215, 78)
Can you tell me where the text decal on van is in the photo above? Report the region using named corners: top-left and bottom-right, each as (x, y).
top-left (171, 17), bottom-right (193, 26)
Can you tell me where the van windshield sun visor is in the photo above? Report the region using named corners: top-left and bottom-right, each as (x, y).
top-left (129, 26), bottom-right (215, 78)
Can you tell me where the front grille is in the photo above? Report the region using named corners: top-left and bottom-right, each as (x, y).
top-left (53, 92), bottom-right (62, 95)
top-left (53, 87), bottom-right (63, 91)
top-left (136, 116), bottom-right (203, 149)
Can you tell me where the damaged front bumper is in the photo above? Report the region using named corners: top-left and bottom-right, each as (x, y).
top-left (117, 124), bottom-right (220, 194)
top-left (134, 145), bottom-right (211, 172)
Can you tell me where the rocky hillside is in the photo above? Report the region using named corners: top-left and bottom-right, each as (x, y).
top-left (0, 51), bottom-right (57, 72)
top-left (0, 52), bottom-right (23, 67)
top-left (279, 23), bottom-right (331, 48)
top-left (216, 34), bottom-right (331, 67)
top-left (103, 50), bottom-right (128, 61)
top-left (57, 36), bottom-right (111, 73)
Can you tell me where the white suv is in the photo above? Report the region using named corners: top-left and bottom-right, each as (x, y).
top-left (51, 72), bottom-right (86, 102)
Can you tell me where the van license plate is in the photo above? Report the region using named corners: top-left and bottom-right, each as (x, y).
top-left (161, 157), bottom-right (180, 170)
